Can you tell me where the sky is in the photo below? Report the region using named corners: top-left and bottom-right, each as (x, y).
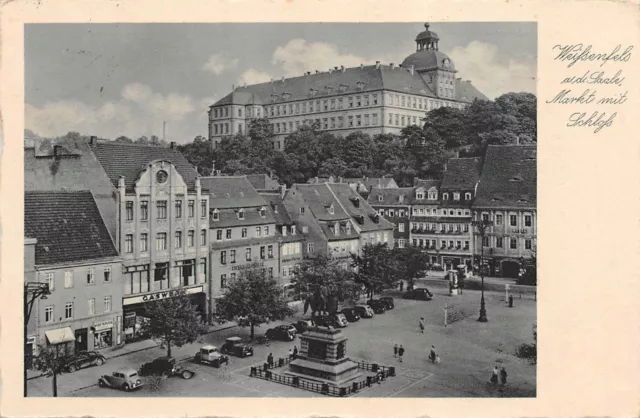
top-left (25, 22), bottom-right (537, 144)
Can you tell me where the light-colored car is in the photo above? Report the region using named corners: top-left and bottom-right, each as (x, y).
top-left (194, 345), bottom-right (230, 367)
top-left (98, 368), bottom-right (144, 391)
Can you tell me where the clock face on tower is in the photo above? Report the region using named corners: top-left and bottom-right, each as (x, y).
top-left (156, 170), bottom-right (168, 184)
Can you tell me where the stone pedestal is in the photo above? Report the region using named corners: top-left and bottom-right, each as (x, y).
top-left (286, 326), bottom-right (361, 386)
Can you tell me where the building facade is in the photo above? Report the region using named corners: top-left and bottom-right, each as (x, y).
top-left (200, 176), bottom-right (280, 314)
top-left (367, 187), bottom-right (413, 248)
top-left (473, 145), bottom-right (537, 277)
top-left (25, 191), bottom-right (123, 353)
top-left (89, 140), bottom-right (210, 337)
top-left (208, 23), bottom-right (487, 149)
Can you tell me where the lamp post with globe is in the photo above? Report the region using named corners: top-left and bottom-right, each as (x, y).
top-left (472, 219), bottom-right (492, 323)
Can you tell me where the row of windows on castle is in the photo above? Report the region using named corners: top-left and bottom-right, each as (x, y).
top-left (210, 91), bottom-right (465, 123)
top-left (125, 198), bottom-right (207, 222)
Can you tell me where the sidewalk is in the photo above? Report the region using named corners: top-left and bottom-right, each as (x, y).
top-left (26, 321), bottom-right (238, 381)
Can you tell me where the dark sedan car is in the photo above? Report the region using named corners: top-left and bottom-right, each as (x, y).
top-left (403, 288), bottom-right (434, 300)
top-left (367, 299), bottom-right (387, 314)
top-left (340, 307), bottom-right (361, 322)
top-left (65, 351), bottom-right (107, 373)
top-left (380, 296), bottom-right (394, 310)
top-left (266, 325), bottom-right (297, 341)
top-left (221, 337), bottom-right (254, 357)
top-left (292, 319), bottom-right (315, 334)
top-left (139, 356), bottom-right (195, 379)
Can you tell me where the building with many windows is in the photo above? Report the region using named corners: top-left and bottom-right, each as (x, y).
top-left (408, 179), bottom-right (443, 262)
top-left (200, 176), bottom-right (280, 312)
top-left (208, 23), bottom-right (487, 149)
top-left (367, 187), bottom-right (413, 248)
top-left (473, 145), bottom-right (537, 277)
top-left (25, 191), bottom-right (123, 354)
top-left (88, 140), bottom-right (210, 337)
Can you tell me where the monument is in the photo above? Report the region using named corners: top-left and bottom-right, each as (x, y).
top-left (286, 325), bottom-right (362, 386)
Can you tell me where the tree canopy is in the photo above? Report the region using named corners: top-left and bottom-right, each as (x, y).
top-left (34, 343), bottom-right (75, 397)
top-left (351, 243), bottom-right (397, 298)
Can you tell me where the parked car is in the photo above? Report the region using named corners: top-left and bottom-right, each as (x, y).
top-left (353, 304), bottom-right (374, 318)
top-left (332, 312), bottom-right (349, 327)
top-left (313, 312), bottom-right (348, 328)
top-left (380, 296), bottom-right (395, 310)
top-left (292, 319), bottom-right (315, 333)
top-left (340, 307), bottom-right (361, 322)
top-left (194, 345), bottom-right (229, 367)
top-left (220, 336), bottom-right (254, 357)
top-left (139, 356), bottom-right (195, 379)
top-left (265, 325), bottom-right (297, 341)
top-left (65, 350), bottom-right (106, 373)
top-left (367, 299), bottom-right (387, 314)
top-left (98, 368), bottom-right (144, 391)
top-left (403, 288), bottom-right (434, 300)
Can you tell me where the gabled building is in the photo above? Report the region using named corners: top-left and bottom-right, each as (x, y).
top-left (473, 145), bottom-right (537, 277)
top-left (25, 191), bottom-right (123, 354)
top-left (367, 187), bottom-right (413, 248)
top-left (200, 176), bottom-right (280, 311)
top-left (209, 23), bottom-right (488, 149)
top-left (260, 190), bottom-right (304, 300)
top-left (88, 140), bottom-right (210, 336)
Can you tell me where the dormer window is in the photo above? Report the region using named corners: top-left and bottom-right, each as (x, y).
top-left (328, 204), bottom-right (335, 215)
top-left (291, 225), bottom-right (296, 235)
top-left (428, 191), bottom-right (437, 200)
top-left (378, 195), bottom-right (383, 202)
top-left (300, 207), bottom-right (305, 215)
top-left (282, 225), bottom-right (287, 236)
top-left (334, 222), bottom-right (340, 236)
top-left (453, 193), bottom-right (460, 201)
top-left (302, 226), bottom-right (308, 233)
top-left (442, 193), bottom-right (449, 200)
top-left (259, 207), bottom-right (266, 218)
top-left (356, 81), bottom-right (365, 90)
top-left (399, 195), bottom-right (404, 203)
top-left (212, 209), bottom-right (219, 221)
top-left (465, 192), bottom-right (472, 200)
top-left (238, 209), bottom-right (245, 220)
top-left (345, 222), bottom-right (351, 234)
top-left (416, 193), bottom-right (424, 200)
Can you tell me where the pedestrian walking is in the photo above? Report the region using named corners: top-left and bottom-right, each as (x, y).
top-left (500, 367), bottom-right (508, 386)
top-left (399, 281), bottom-right (404, 292)
top-left (419, 317), bottom-right (425, 333)
top-left (293, 345), bottom-right (298, 359)
top-left (429, 345), bottom-right (437, 364)
top-left (267, 353), bottom-right (274, 368)
top-left (398, 345), bottom-right (405, 362)
top-left (288, 348), bottom-right (293, 360)
top-left (393, 343), bottom-right (398, 358)
top-left (490, 365), bottom-right (499, 385)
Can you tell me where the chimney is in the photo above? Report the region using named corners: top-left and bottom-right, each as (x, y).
top-left (90, 136), bottom-right (97, 145)
top-left (399, 64), bottom-right (403, 69)
top-left (334, 66), bottom-right (338, 71)
top-left (170, 141), bottom-right (177, 150)
top-left (281, 77), bottom-right (285, 83)
top-left (338, 176), bottom-right (343, 183)
top-left (316, 70), bottom-right (319, 74)
top-left (279, 184), bottom-right (286, 199)
top-left (375, 61), bottom-right (380, 69)
top-left (53, 145), bottom-right (62, 157)
top-left (269, 170), bottom-right (274, 179)
top-left (390, 63), bottom-right (395, 69)
top-left (216, 170), bottom-right (221, 176)
top-left (341, 65), bottom-right (345, 73)
top-left (243, 82), bottom-right (247, 88)
top-left (410, 65), bottom-right (415, 75)
top-left (360, 63), bottom-right (364, 69)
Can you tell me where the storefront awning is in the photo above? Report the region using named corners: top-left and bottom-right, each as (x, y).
top-left (45, 327), bottom-right (75, 344)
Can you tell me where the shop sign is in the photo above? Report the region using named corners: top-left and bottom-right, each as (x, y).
top-left (231, 262), bottom-right (264, 271)
top-left (93, 320), bottom-right (114, 332)
top-left (125, 311), bottom-right (136, 319)
top-left (123, 285), bottom-right (203, 305)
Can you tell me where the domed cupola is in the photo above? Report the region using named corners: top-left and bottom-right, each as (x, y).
top-left (415, 23), bottom-right (440, 51)
top-left (401, 23), bottom-right (456, 72)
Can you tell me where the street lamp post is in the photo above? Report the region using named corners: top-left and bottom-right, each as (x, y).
top-left (24, 282), bottom-right (50, 397)
top-left (472, 219), bottom-right (492, 323)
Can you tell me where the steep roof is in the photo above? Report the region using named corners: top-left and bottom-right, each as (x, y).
top-left (367, 187), bottom-right (414, 207)
top-left (90, 141), bottom-right (200, 191)
top-left (24, 191), bottom-right (119, 265)
top-left (212, 64), bottom-right (486, 107)
top-left (474, 145), bottom-right (537, 209)
top-left (293, 184), bottom-right (349, 222)
top-left (260, 192), bottom-right (294, 226)
top-left (413, 178), bottom-right (441, 189)
top-left (327, 183), bottom-right (395, 232)
top-left (210, 207), bottom-right (275, 229)
top-left (200, 176), bottom-right (267, 209)
top-left (246, 174), bottom-right (280, 191)
top-left (441, 158), bottom-right (482, 190)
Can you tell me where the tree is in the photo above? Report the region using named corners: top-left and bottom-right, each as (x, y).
top-left (352, 243), bottom-right (396, 298)
top-left (34, 343), bottom-right (74, 397)
top-left (141, 290), bottom-right (206, 357)
top-left (515, 323), bottom-right (537, 364)
top-left (393, 246), bottom-right (429, 290)
top-left (216, 267), bottom-right (295, 339)
top-left (292, 254), bottom-right (360, 317)
top-left (114, 135), bottom-right (133, 144)
top-left (178, 135), bottom-right (215, 175)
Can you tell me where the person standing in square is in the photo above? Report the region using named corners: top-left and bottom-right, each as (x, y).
top-left (398, 345), bottom-right (405, 362)
top-left (393, 343), bottom-right (398, 358)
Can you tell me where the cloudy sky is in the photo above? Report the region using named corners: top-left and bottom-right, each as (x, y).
top-left (25, 22), bottom-right (537, 143)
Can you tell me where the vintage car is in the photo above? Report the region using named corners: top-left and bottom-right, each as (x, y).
top-left (403, 288), bottom-right (434, 301)
top-left (139, 356), bottom-right (195, 379)
top-left (380, 296), bottom-right (395, 310)
top-left (330, 312), bottom-right (349, 327)
top-left (65, 350), bottom-right (107, 373)
top-left (340, 307), bottom-right (361, 322)
top-left (353, 304), bottom-right (375, 318)
top-left (98, 368), bottom-right (144, 391)
top-left (220, 336), bottom-right (254, 358)
top-left (265, 325), bottom-right (297, 341)
top-left (366, 299), bottom-right (387, 314)
top-left (194, 345), bottom-right (229, 367)
top-left (291, 319), bottom-right (315, 334)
